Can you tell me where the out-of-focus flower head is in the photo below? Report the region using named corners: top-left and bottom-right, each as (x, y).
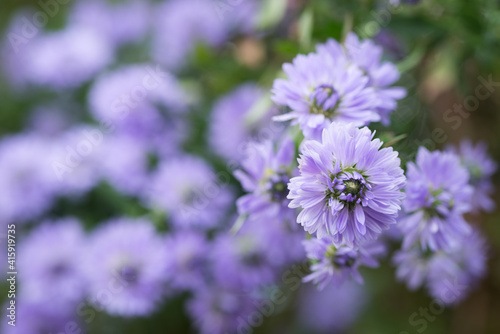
top-left (399, 147), bottom-right (473, 251)
top-left (0, 133), bottom-right (58, 223)
top-left (165, 230), bottom-right (210, 291)
top-left (88, 64), bottom-right (188, 142)
top-left (2, 303), bottom-right (82, 334)
top-left (187, 284), bottom-right (257, 334)
top-left (18, 218), bottom-right (86, 312)
top-left (448, 139), bottom-right (497, 213)
top-left (297, 280), bottom-right (368, 332)
top-left (83, 218), bottom-right (168, 316)
top-left (145, 154), bottom-right (233, 230)
top-left (234, 135), bottom-right (297, 224)
top-left (69, 0), bottom-right (150, 47)
top-left (303, 236), bottom-right (385, 290)
top-left (212, 215), bottom-right (305, 291)
top-left (427, 229), bottom-right (488, 305)
top-left (394, 228), bottom-right (488, 304)
top-left (3, 20), bottom-right (113, 89)
top-left (209, 83), bottom-right (277, 162)
top-left (288, 122), bottom-right (405, 247)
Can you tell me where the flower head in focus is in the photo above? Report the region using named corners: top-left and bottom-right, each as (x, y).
top-left (288, 122), bottom-right (405, 247)
top-left (272, 50), bottom-right (379, 140)
top-left (317, 32), bottom-right (407, 125)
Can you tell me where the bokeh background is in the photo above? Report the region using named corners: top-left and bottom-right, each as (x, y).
top-left (0, 0), bottom-right (499, 333)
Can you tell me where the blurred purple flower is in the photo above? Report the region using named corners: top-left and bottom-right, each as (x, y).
top-left (0, 133), bottom-right (58, 223)
top-left (3, 23), bottom-right (113, 89)
top-left (2, 303), bottom-right (82, 334)
top-left (145, 155), bottom-right (233, 230)
top-left (84, 218), bottom-right (168, 316)
top-left (427, 230), bottom-right (488, 304)
top-left (272, 50), bottom-right (379, 140)
top-left (69, 0), bottom-right (150, 47)
top-left (393, 246), bottom-right (430, 290)
top-left (400, 147), bottom-right (473, 251)
top-left (234, 135), bottom-right (297, 223)
top-left (209, 83), bottom-right (276, 162)
top-left (288, 123), bottom-right (405, 247)
top-left (187, 285), bottom-right (257, 334)
top-left (394, 229), bottom-right (488, 304)
top-left (448, 140), bottom-right (497, 213)
top-left (18, 219), bottom-right (86, 312)
top-left (297, 281), bottom-right (368, 332)
top-left (88, 64), bottom-right (188, 141)
top-left (302, 236), bottom-right (385, 289)
top-left (164, 230), bottom-right (210, 291)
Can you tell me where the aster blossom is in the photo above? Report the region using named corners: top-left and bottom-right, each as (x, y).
top-left (317, 32), bottom-right (407, 125)
top-left (288, 122), bottom-right (405, 247)
top-left (399, 147), bottom-right (473, 251)
top-left (302, 236), bottom-right (385, 290)
top-left (271, 49), bottom-right (379, 140)
top-left (83, 218), bottom-right (168, 316)
top-left (234, 135), bottom-right (297, 223)
top-left (393, 229), bottom-right (487, 304)
top-left (448, 139), bottom-right (497, 213)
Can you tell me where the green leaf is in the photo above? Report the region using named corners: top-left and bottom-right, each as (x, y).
top-left (257, 0), bottom-right (288, 29)
top-left (298, 8), bottom-right (314, 51)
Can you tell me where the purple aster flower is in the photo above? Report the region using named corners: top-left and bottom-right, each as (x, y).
top-left (297, 281), bottom-right (368, 332)
top-left (0, 133), bottom-right (58, 223)
top-left (426, 230), bottom-right (488, 305)
top-left (394, 229), bottom-right (487, 304)
top-left (211, 229), bottom-right (277, 291)
top-left (288, 122), bottom-right (405, 247)
top-left (2, 303), bottom-right (82, 334)
top-left (399, 147), bottom-right (473, 251)
top-left (209, 83), bottom-right (277, 162)
top-left (393, 246), bottom-right (430, 291)
top-left (88, 64), bottom-right (188, 141)
top-left (187, 285), bottom-right (257, 334)
top-left (18, 219), bottom-right (86, 313)
top-left (211, 214), bottom-right (304, 292)
top-left (316, 32), bottom-right (406, 125)
top-left (448, 140), bottom-right (497, 213)
top-left (164, 230), bottom-right (210, 291)
top-left (69, 0), bottom-right (150, 47)
top-left (234, 135), bottom-right (297, 223)
top-left (302, 236), bottom-right (385, 290)
top-left (3, 24), bottom-right (113, 89)
top-left (84, 218), bottom-right (168, 316)
top-left (272, 50), bottom-right (379, 140)
top-left (145, 155), bottom-right (233, 230)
